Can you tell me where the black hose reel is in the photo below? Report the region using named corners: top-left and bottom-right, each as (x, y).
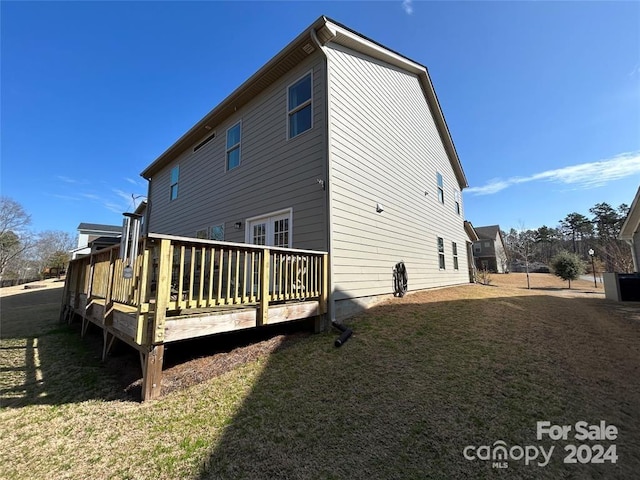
top-left (393, 261), bottom-right (408, 297)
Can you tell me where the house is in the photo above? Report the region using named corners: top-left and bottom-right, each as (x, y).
top-left (70, 223), bottom-right (121, 259)
top-left (619, 186), bottom-right (640, 273)
top-left (472, 225), bottom-right (508, 273)
top-left (140, 15), bottom-right (472, 320)
top-left (61, 16), bottom-right (475, 400)
top-left (605, 186), bottom-right (640, 301)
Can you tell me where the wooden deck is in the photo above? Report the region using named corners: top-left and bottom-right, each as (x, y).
top-left (60, 233), bottom-right (328, 400)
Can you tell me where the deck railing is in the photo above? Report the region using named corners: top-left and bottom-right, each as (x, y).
top-left (63, 233), bottom-right (328, 333)
top-left (61, 233), bottom-right (327, 401)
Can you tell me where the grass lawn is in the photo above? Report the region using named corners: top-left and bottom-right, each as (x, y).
top-left (1, 274), bottom-right (638, 479)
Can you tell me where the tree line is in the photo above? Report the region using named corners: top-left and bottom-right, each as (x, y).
top-left (502, 201), bottom-right (633, 273)
top-left (0, 196), bottom-right (75, 284)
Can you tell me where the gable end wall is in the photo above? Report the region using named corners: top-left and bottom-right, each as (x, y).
top-left (326, 44), bottom-right (469, 301)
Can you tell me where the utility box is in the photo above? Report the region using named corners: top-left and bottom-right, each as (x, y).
top-left (604, 273), bottom-right (640, 301)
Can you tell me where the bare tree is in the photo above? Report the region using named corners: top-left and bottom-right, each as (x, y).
top-left (0, 197), bottom-right (34, 280)
top-left (33, 230), bottom-right (75, 278)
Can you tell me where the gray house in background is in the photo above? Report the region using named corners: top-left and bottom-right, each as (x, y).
top-left (140, 16), bottom-right (472, 320)
top-left (472, 225), bottom-right (508, 273)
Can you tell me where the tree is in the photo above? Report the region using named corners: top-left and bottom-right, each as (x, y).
top-left (33, 231), bottom-right (75, 278)
top-left (560, 213), bottom-right (591, 254)
top-left (551, 251), bottom-right (585, 289)
top-left (0, 197), bottom-right (34, 280)
top-left (503, 226), bottom-right (535, 288)
top-left (589, 202), bottom-right (633, 272)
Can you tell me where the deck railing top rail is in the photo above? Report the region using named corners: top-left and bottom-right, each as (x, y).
top-left (145, 232), bottom-right (328, 256)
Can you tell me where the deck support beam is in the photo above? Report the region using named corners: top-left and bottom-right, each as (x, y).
top-left (102, 330), bottom-right (116, 361)
top-left (141, 344), bottom-right (164, 401)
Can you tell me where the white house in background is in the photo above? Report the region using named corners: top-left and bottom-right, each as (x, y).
top-left (139, 16), bottom-right (473, 319)
top-left (620, 186), bottom-right (640, 272)
top-left (71, 223), bottom-right (121, 259)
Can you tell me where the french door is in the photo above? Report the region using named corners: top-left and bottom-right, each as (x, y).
top-left (246, 210), bottom-right (291, 248)
top-left (246, 210), bottom-right (292, 294)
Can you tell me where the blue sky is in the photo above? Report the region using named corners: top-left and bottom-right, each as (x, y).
top-left (2, 1), bottom-right (639, 238)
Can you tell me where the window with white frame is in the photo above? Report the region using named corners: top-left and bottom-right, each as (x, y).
top-left (209, 224), bottom-right (224, 241)
top-left (170, 165), bottom-right (179, 200)
top-left (226, 122), bottom-right (241, 171)
top-left (437, 237), bottom-right (445, 269)
top-left (288, 73), bottom-right (312, 139)
top-left (454, 190), bottom-right (461, 215)
top-left (452, 242), bottom-right (459, 270)
top-left (436, 172), bottom-right (444, 204)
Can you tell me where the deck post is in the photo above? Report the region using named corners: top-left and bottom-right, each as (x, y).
top-left (315, 253), bottom-right (329, 332)
top-left (140, 238), bottom-right (171, 401)
top-left (141, 344), bottom-right (164, 401)
top-left (135, 245), bottom-right (151, 345)
top-left (59, 261), bottom-right (73, 323)
top-left (257, 249), bottom-right (270, 326)
top-left (152, 238), bottom-right (171, 344)
top-left (69, 260), bottom-right (84, 325)
top-left (104, 248), bottom-right (116, 327)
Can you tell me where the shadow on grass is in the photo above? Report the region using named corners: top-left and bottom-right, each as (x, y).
top-left (194, 291), bottom-right (640, 480)
top-left (0, 287), bottom-right (125, 407)
top-left (0, 287), bottom-right (317, 407)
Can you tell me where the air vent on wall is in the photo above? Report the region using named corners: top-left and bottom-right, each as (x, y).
top-left (302, 43), bottom-right (315, 54)
top-left (193, 131), bottom-right (216, 152)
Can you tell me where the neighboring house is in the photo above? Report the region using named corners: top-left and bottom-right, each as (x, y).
top-left (619, 186), bottom-right (640, 273)
top-left (71, 223), bottom-right (121, 259)
top-left (472, 225), bottom-right (508, 273)
top-left (139, 16), bottom-right (472, 320)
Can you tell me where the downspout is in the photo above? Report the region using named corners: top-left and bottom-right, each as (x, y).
top-left (624, 239), bottom-right (639, 273)
top-left (310, 24), bottom-right (337, 324)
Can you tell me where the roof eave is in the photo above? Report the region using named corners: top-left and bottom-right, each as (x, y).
top-left (141, 16), bottom-right (328, 179)
top-left (619, 186), bottom-right (640, 240)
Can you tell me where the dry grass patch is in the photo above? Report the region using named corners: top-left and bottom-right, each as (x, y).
top-left (1, 274), bottom-right (639, 479)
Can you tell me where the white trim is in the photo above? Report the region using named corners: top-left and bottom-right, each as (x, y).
top-left (286, 70), bottom-right (314, 140)
top-left (245, 207), bottom-right (294, 248)
top-left (225, 120), bottom-right (242, 171)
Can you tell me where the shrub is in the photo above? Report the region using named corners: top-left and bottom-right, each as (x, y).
top-left (550, 251), bottom-right (585, 289)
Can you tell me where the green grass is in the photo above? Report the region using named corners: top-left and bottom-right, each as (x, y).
top-left (1, 276), bottom-right (638, 479)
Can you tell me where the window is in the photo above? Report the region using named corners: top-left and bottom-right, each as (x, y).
top-left (437, 237), bottom-right (445, 269)
top-left (209, 224), bottom-right (224, 241)
top-left (452, 242), bottom-right (459, 270)
top-left (226, 122), bottom-right (241, 171)
top-left (195, 228), bottom-right (208, 239)
top-left (288, 73), bottom-right (312, 138)
top-left (454, 190), bottom-right (461, 215)
top-left (170, 165), bottom-right (179, 200)
top-left (436, 172), bottom-right (444, 204)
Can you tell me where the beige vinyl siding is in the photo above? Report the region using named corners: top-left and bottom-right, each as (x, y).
top-left (326, 44), bottom-right (469, 300)
top-left (147, 53), bottom-right (327, 251)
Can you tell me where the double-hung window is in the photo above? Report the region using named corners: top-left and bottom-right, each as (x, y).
top-left (436, 173), bottom-right (444, 204)
top-left (454, 190), bottom-right (461, 215)
top-left (170, 165), bottom-right (179, 200)
top-left (452, 242), bottom-right (459, 270)
top-left (437, 237), bottom-right (445, 270)
top-left (226, 122), bottom-right (241, 171)
top-left (288, 73), bottom-right (312, 139)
